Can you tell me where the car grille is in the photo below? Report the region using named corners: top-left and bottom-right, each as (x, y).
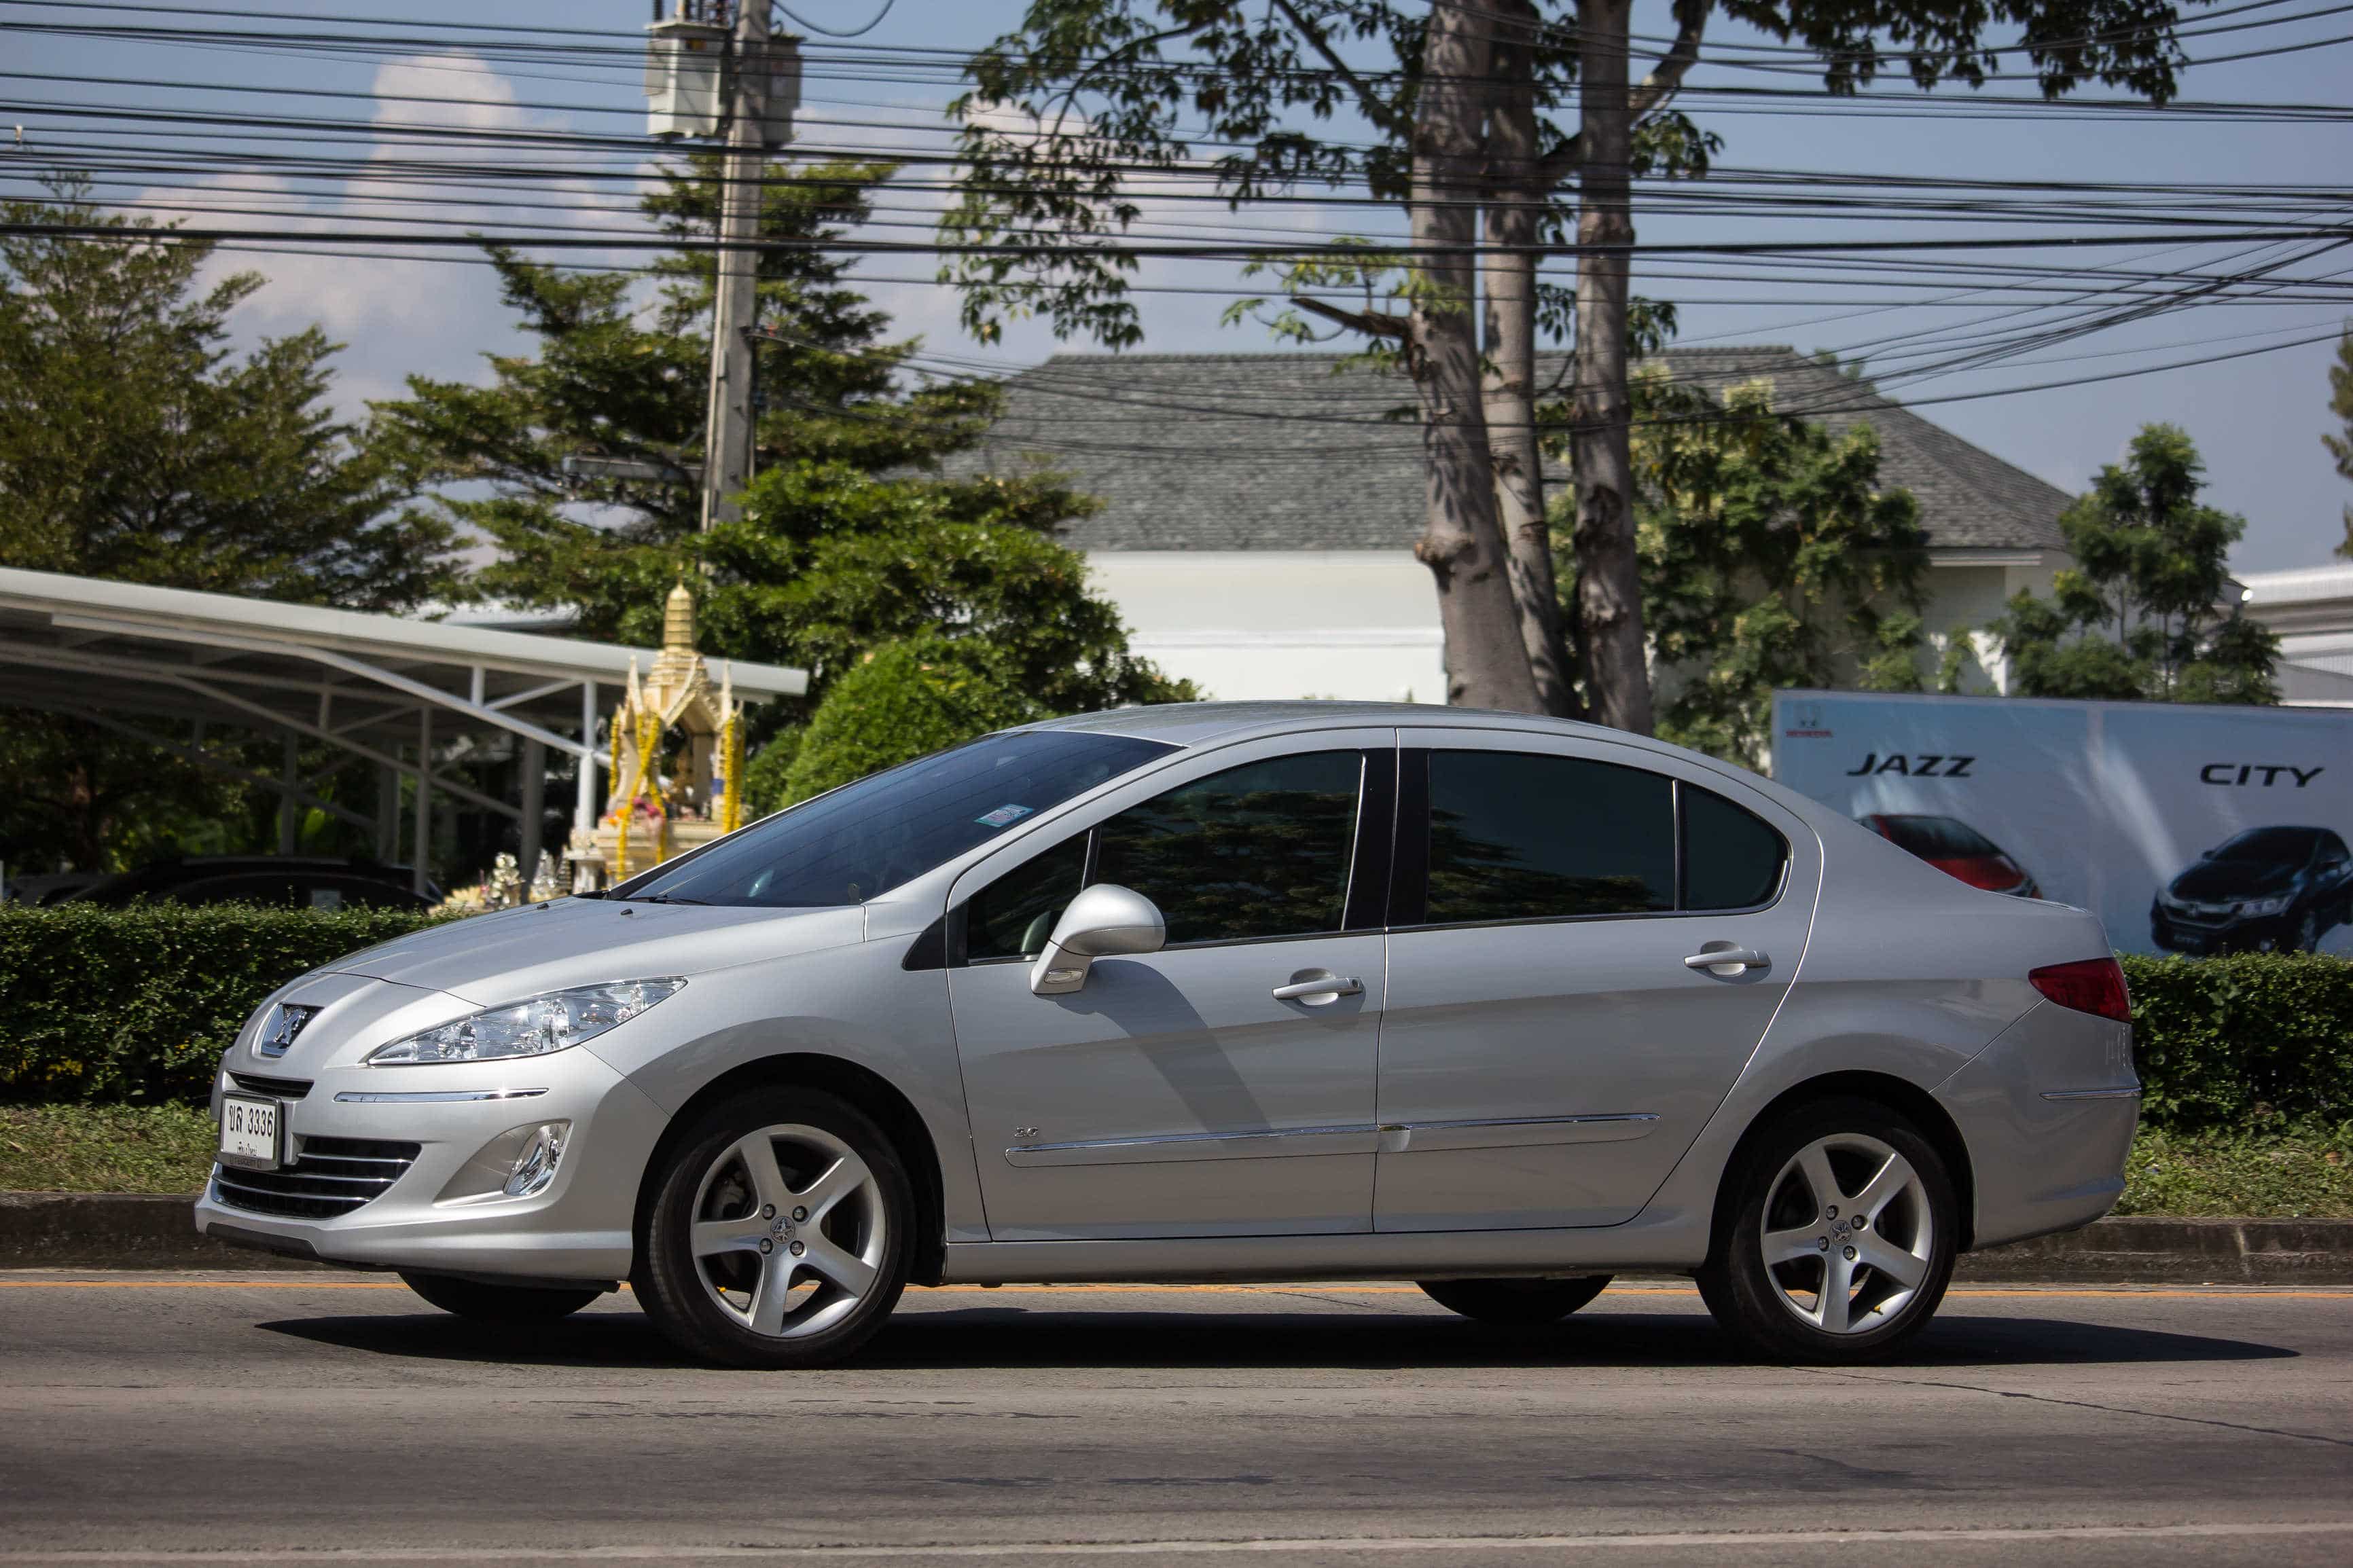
top-left (228, 1072), bottom-right (312, 1100)
top-left (211, 1137), bottom-right (420, 1219)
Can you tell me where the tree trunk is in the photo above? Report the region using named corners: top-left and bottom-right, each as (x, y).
top-left (1412, 0), bottom-right (1544, 714)
top-left (1570, 0), bottom-right (1655, 734)
top-left (1482, 0), bottom-right (1580, 718)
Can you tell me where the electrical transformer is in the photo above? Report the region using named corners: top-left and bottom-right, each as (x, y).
top-left (645, 13), bottom-right (802, 145)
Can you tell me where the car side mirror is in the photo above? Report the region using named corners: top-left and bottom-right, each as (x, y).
top-left (1030, 883), bottom-right (1166, 996)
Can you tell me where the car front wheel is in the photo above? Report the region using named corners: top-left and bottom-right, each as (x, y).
top-left (1697, 1097), bottom-right (1956, 1364)
top-left (634, 1086), bottom-right (912, 1369)
top-left (1418, 1276), bottom-right (1612, 1326)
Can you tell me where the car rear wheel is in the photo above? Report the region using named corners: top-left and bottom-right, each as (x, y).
top-left (1697, 1096), bottom-right (1956, 1364)
top-left (1417, 1276), bottom-right (1612, 1326)
top-left (634, 1087), bottom-right (911, 1369)
top-left (399, 1272), bottom-right (605, 1321)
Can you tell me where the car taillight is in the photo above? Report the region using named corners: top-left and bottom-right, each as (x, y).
top-left (1926, 854), bottom-right (2024, 892)
top-left (2029, 958), bottom-right (2132, 1023)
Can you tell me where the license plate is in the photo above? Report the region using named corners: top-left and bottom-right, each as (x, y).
top-left (218, 1095), bottom-right (283, 1171)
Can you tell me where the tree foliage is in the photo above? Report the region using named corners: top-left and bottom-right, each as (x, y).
top-left (1988, 424), bottom-right (2276, 703)
top-left (1, 180), bottom-right (456, 607)
top-left (1558, 374), bottom-right (1928, 762)
top-left (374, 157), bottom-right (1186, 716)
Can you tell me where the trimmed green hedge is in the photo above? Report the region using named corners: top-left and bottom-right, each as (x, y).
top-left (0, 907), bottom-right (2346, 1127)
top-left (2120, 953), bottom-right (2353, 1132)
top-left (0, 904), bottom-right (442, 1103)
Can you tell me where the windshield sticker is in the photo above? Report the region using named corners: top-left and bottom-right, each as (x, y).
top-left (975, 803), bottom-right (1035, 828)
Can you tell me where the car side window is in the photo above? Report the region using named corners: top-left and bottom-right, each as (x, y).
top-left (1681, 785), bottom-right (1789, 910)
top-left (1091, 751), bottom-right (1364, 946)
top-left (1423, 751), bottom-right (1674, 922)
top-left (966, 833), bottom-right (1088, 962)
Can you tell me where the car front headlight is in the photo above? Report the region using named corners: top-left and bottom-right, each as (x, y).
top-left (363, 979), bottom-right (684, 1066)
top-left (2236, 894), bottom-right (2291, 917)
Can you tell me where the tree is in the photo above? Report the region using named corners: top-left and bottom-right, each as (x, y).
top-left (941, 1), bottom-right (2210, 730)
top-left (2329, 325), bottom-right (2352, 558)
top-left (0, 181), bottom-right (456, 608)
top-left (1987, 424), bottom-right (2276, 704)
top-left (0, 181), bottom-right (461, 873)
top-left (374, 158), bottom-right (1187, 715)
top-left (1560, 373), bottom-right (1929, 762)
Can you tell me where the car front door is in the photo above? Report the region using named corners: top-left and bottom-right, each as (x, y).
top-left (1374, 732), bottom-right (1820, 1232)
top-left (947, 735), bottom-right (1394, 1241)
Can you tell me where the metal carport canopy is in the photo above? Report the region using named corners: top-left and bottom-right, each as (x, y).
top-left (0, 568), bottom-right (808, 889)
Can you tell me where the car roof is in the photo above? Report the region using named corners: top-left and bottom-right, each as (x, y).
top-left (1029, 701), bottom-right (1677, 755)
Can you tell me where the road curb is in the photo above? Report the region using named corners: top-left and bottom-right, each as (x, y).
top-left (1955, 1216), bottom-right (2353, 1286)
top-left (0, 1192), bottom-right (325, 1271)
top-left (4, 1193), bottom-right (2352, 1281)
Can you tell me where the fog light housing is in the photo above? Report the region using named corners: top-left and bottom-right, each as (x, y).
top-left (504, 1122), bottom-right (569, 1198)
top-left (435, 1120), bottom-right (573, 1205)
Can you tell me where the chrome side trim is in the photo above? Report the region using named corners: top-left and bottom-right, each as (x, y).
top-left (1004, 1123), bottom-right (1380, 1168)
top-left (1378, 1113), bottom-right (1659, 1154)
top-left (2038, 1087), bottom-right (2143, 1101)
top-left (333, 1088), bottom-right (550, 1104)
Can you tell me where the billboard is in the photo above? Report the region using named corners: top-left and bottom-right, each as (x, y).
top-left (1770, 689), bottom-right (2353, 957)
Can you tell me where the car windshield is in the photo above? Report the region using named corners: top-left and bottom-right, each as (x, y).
top-left (614, 730), bottom-right (1176, 908)
top-left (1878, 816), bottom-right (2000, 858)
top-left (2214, 826), bottom-right (2318, 863)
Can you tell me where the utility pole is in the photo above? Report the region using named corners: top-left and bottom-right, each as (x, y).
top-left (699, 1), bottom-right (769, 531)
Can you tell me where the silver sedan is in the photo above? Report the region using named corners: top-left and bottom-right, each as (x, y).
top-left (196, 703), bottom-right (2140, 1366)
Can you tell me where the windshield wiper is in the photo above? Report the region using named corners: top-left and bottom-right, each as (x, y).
top-left (625, 893), bottom-right (711, 905)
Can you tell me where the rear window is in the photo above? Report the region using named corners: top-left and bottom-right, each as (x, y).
top-left (617, 730), bottom-right (1174, 908)
top-left (1424, 751), bottom-right (1675, 922)
top-left (1873, 816), bottom-right (1999, 858)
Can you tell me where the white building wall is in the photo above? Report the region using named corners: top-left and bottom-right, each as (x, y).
top-left (1086, 551), bottom-right (1445, 703)
top-left (1090, 548), bottom-right (2058, 706)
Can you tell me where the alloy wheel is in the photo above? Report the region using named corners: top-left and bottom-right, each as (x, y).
top-left (687, 1122), bottom-right (888, 1341)
top-left (1759, 1132), bottom-right (1935, 1336)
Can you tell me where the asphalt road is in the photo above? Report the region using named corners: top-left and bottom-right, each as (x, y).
top-left (1, 1274), bottom-right (2350, 1567)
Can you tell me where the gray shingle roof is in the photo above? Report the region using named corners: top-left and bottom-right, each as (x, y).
top-left (933, 346), bottom-right (2071, 554)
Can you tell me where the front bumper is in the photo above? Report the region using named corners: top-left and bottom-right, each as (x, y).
top-left (194, 1042), bottom-right (670, 1283)
top-left (2151, 900), bottom-right (2293, 953)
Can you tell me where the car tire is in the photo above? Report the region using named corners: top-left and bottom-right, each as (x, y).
top-left (1696, 1095), bottom-right (1957, 1365)
top-left (634, 1086), bottom-right (912, 1369)
top-left (399, 1271), bottom-right (605, 1321)
top-left (2291, 908), bottom-right (2320, 953)
top-left (1417, 1276), bottom-right (1612, 1326)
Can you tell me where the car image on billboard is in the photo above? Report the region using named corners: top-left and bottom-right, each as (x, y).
top-left (1859, 814), bottom-right (2041, 898)
top-left (2151, 825), bottom-right (2353, 954)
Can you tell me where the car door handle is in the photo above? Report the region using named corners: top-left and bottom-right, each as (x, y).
top-left (1684, 947), bottom-right (1770, 975)
top-left (1272, 975), bottom-right (1363, 1002)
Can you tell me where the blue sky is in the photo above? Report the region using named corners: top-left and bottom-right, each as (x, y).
top-left (5, 0), bottom-right (2348, 572)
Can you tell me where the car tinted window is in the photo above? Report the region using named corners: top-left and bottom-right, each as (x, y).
top-left (1424, 751), bottom-right (1673, 922)
top-left (2217, 826), bottom-right (2321, 863)
top-left (1683, 786), bottom-right (1788, 909)
top-left (1091, 752), bottom-right (1363, 945)
top-left (967, 832), bottom-right (1088, 962)
top-left (617, 731), bottom-right (1174, 908)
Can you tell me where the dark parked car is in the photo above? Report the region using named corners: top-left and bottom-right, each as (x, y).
top-left (2152, 826), bottom-right (2353, 954)
top-left (1858, 814), bottom-right (2041, 898)
top-left (66, 856), bottom-right (436, 911)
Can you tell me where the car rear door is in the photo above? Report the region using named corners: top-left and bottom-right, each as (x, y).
top-left (1373, 731), bottom-right (1820, 1232)
top-left (947, 732), bottom-right (1395, 1241)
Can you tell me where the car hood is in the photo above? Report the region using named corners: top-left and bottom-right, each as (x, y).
top-left (2168, 858), bottom-right (2297, 902)
top-left (325, 898), bottom-right (869, 1004)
